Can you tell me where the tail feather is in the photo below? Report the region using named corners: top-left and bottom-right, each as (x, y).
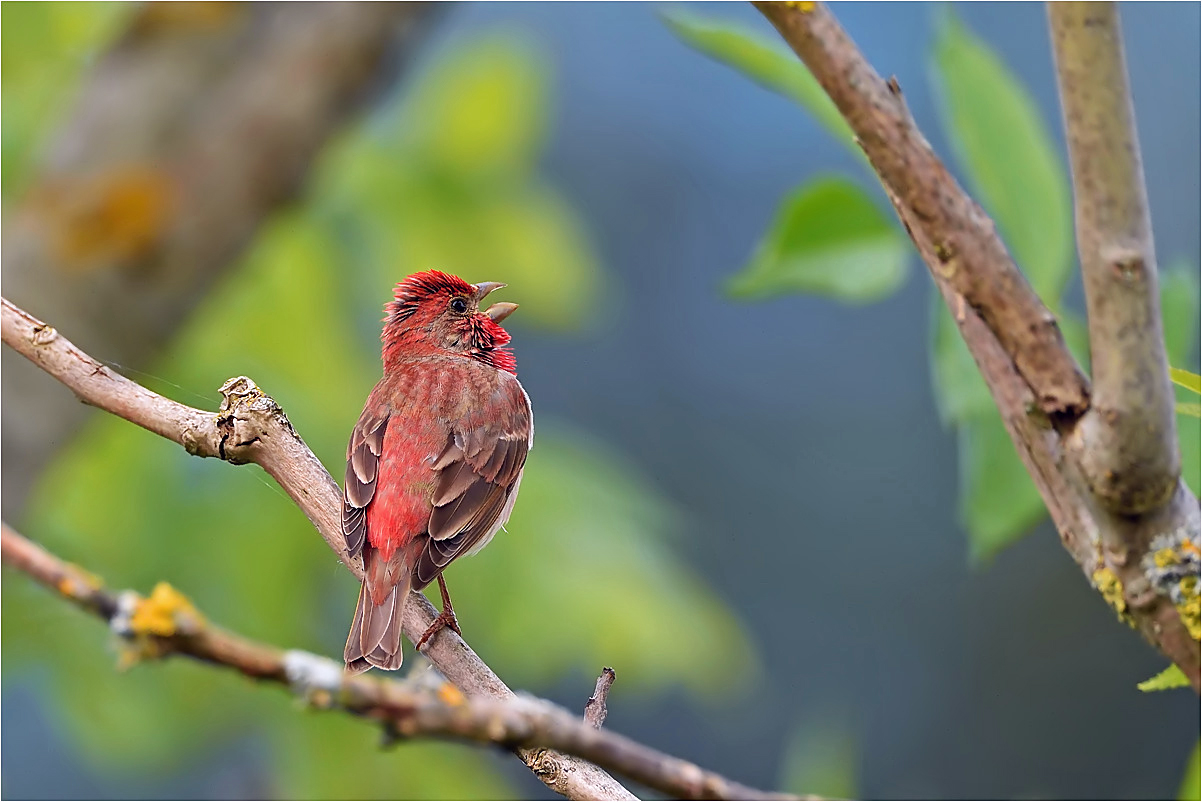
top-left (344, 550), bottom-right (410, 674)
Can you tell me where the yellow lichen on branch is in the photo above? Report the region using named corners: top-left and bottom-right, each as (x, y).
top-left (1092, 568), bottom-right (1134, 627)
top-left (128, 582), bottom-right (204, 637)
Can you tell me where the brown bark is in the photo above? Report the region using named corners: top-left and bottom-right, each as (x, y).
top-left (754, 2), bottom-right (1200, 689)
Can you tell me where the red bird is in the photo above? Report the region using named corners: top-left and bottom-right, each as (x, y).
top-left (342, 271), bottom-right (532, 673)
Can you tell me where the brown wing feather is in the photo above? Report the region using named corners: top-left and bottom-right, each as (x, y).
top-left (413, 379), bottom-right (532, 590)
top-left (342, 407), bottom-right (389, 557)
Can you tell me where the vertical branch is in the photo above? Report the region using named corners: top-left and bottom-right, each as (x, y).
top-left (1048, 3), bottom-right (1179, 515)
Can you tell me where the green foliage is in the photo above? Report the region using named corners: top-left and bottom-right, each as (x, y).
top-left (4, 27), bottom-right (754, 797)
top-left (778, 714), bottom-right (858, 799)
top-left (930, 9), bottom-right (1073, 302)
top-left (727, 176), bottom-right (909, 303)
top-left (667, 5), bottom-right (1201, 562)
top-left (1136, 664), bottom-right (1190, 692)
top-left (314, 34), bottom-right (599, 333)
top-left (0, 2), bottom-right (131, 200)
top-left (661, 10), bottom-right (854, 150)
top-left (958, 414), bottom-right (1044, 564)
top-left (1180, 740), bottom-right (1201, 801)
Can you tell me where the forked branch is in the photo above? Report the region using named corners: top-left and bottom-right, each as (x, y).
top-left (753, 2), bottom-right (1200, 688)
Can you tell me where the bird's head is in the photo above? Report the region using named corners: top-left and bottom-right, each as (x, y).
top-left (382, 270), bottom-right (518, 373)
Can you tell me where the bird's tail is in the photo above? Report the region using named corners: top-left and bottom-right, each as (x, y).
top-left (344, 548), bottom-right (410, 674)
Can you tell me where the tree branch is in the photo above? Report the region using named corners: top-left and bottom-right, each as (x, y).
top-left (1, 522), bottom-right (804, 802)
top-left (585, 667), bottom-right (617, 729)
top-left (0, 295), bottom-right (630, 800)
top-left (1047, 2), bottom-right (1179, 515)
top-left (753, 2), bottom-right (1200, 689)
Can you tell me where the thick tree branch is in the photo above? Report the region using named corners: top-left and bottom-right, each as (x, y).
top-left (754, 3), bottom-right (1200, 689)
top-left (0, 296), bottom-right (630, 800)
top-left (1, 523), bottom-right (802, 801)
top-left (1047, 3), bottom-right (1179, 515)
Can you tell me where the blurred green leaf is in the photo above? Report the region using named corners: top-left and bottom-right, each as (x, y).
top-left (313, 35), bottom-right (602, 332)
top-left (399, 32), bottom-right (548, 181)
top-left (1, 2), bottom-right (132, 199)
top-left (930, 301), bottom-right (993, 425)
top-left (1171, 368), bottom-right (1201, 396)
top-left (275, 711), bottom-right (512, 799)
top-left (959, 413), bottom-right (1046, 563)
top-left (728, 176), bottom-right (909, 303)
top-left (1059, 309), bottom-right (1091, 375)
top-left (930, 9), bottom-right (1073, 304)
top-left (1160, 263), bottom-right (1200, 369)
top-left (1179, 410), bottom-right (1200, 496)
top-left (1180, 740), bottom-right (1200, 801)
top-left (779, 715), bottom-right (858, 799)
top-left (1137, 663), bottom-right (1190, 692)
top-left (661, 10), bottom-right (855, 151)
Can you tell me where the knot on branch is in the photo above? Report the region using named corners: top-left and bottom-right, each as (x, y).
top-left (216, 375), bottom-right (293, 463)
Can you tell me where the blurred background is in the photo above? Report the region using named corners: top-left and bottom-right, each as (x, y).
top-left (2, 2), bottom-right (1198, 799)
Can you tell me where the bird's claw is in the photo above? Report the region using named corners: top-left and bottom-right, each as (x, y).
top-left (415, 606), bottom-right (461, 650)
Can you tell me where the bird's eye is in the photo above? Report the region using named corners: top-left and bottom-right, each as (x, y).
top-left (449, 297), bottom-right (469, 314)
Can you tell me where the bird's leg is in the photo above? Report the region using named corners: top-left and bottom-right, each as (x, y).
top-left (415, 574), bottom-right (462, 650)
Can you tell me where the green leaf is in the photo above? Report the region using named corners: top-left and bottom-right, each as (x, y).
top-left (728, 176), bottom-right (909, 303)
top-left (1137, 663), bottom-right (1190, 692)
top-left (1059, 309), bottom-right (1092, 375)
top-left (779, 715), bottom-right (858, 799)
top-left (399, 33), bottom-right (548, 180)
top-left (1177, 403), bottom-right (1201, 418)
top-left (1171, 368), bottom-right (1201, 396)
top-left (959, 413), bottom-right (1047, 563)
top-left (1179, 740), bottom-right (1200, 801)
top-left (930, 300), bottom-right (993, 425)
top-left (930, 9), bottom-right (1073, 304)
top-left (1160, 263), bottom-right (1200, 368)
top-left (1179, 411), bottom-right (1200, 496)
top-left (660, 10), bottom-right (855, 152)
top-left (312, 32), bottom-right (603, 333)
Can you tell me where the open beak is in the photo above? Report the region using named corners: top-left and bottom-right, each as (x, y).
top-left (484, 302), bottom-right (518, 323)
top-left (474, 281), bottom-right (507, 301)
top-left (475, 282), bottom-right (516, 323)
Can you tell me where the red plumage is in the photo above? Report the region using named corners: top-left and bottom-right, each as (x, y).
top-left (342, 271), bottom-right (532, 673)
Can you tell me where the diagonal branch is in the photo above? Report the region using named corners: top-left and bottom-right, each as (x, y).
top-left (0, 295), bottom-right (629, 800)
top-left (754, 1), bottom-right (1089, 422)
top-left (1047, 2), bottom-right (1179, 515)
top-left (753, 2), bottom-right (1200, 689)
top-left (1, 523), bottom-right (803, 802)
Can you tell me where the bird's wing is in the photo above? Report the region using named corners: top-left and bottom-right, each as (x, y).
top-left (414, 376), bottom-right (533, 588)
top-left (342, 406), bottom-right (390, 558)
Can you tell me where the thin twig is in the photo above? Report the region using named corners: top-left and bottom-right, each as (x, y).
top-left (754, 2), bottom-right (1200, 689)
top-left (585, 667), bottom-right (617, 729)
top-left (1047, 2), bottom-right (1179, 515)
top-left (1, 523), bottom-right (804, 802)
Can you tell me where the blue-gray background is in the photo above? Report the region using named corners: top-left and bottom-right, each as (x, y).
top-left (4, 2), bottom-right (1199, 799)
